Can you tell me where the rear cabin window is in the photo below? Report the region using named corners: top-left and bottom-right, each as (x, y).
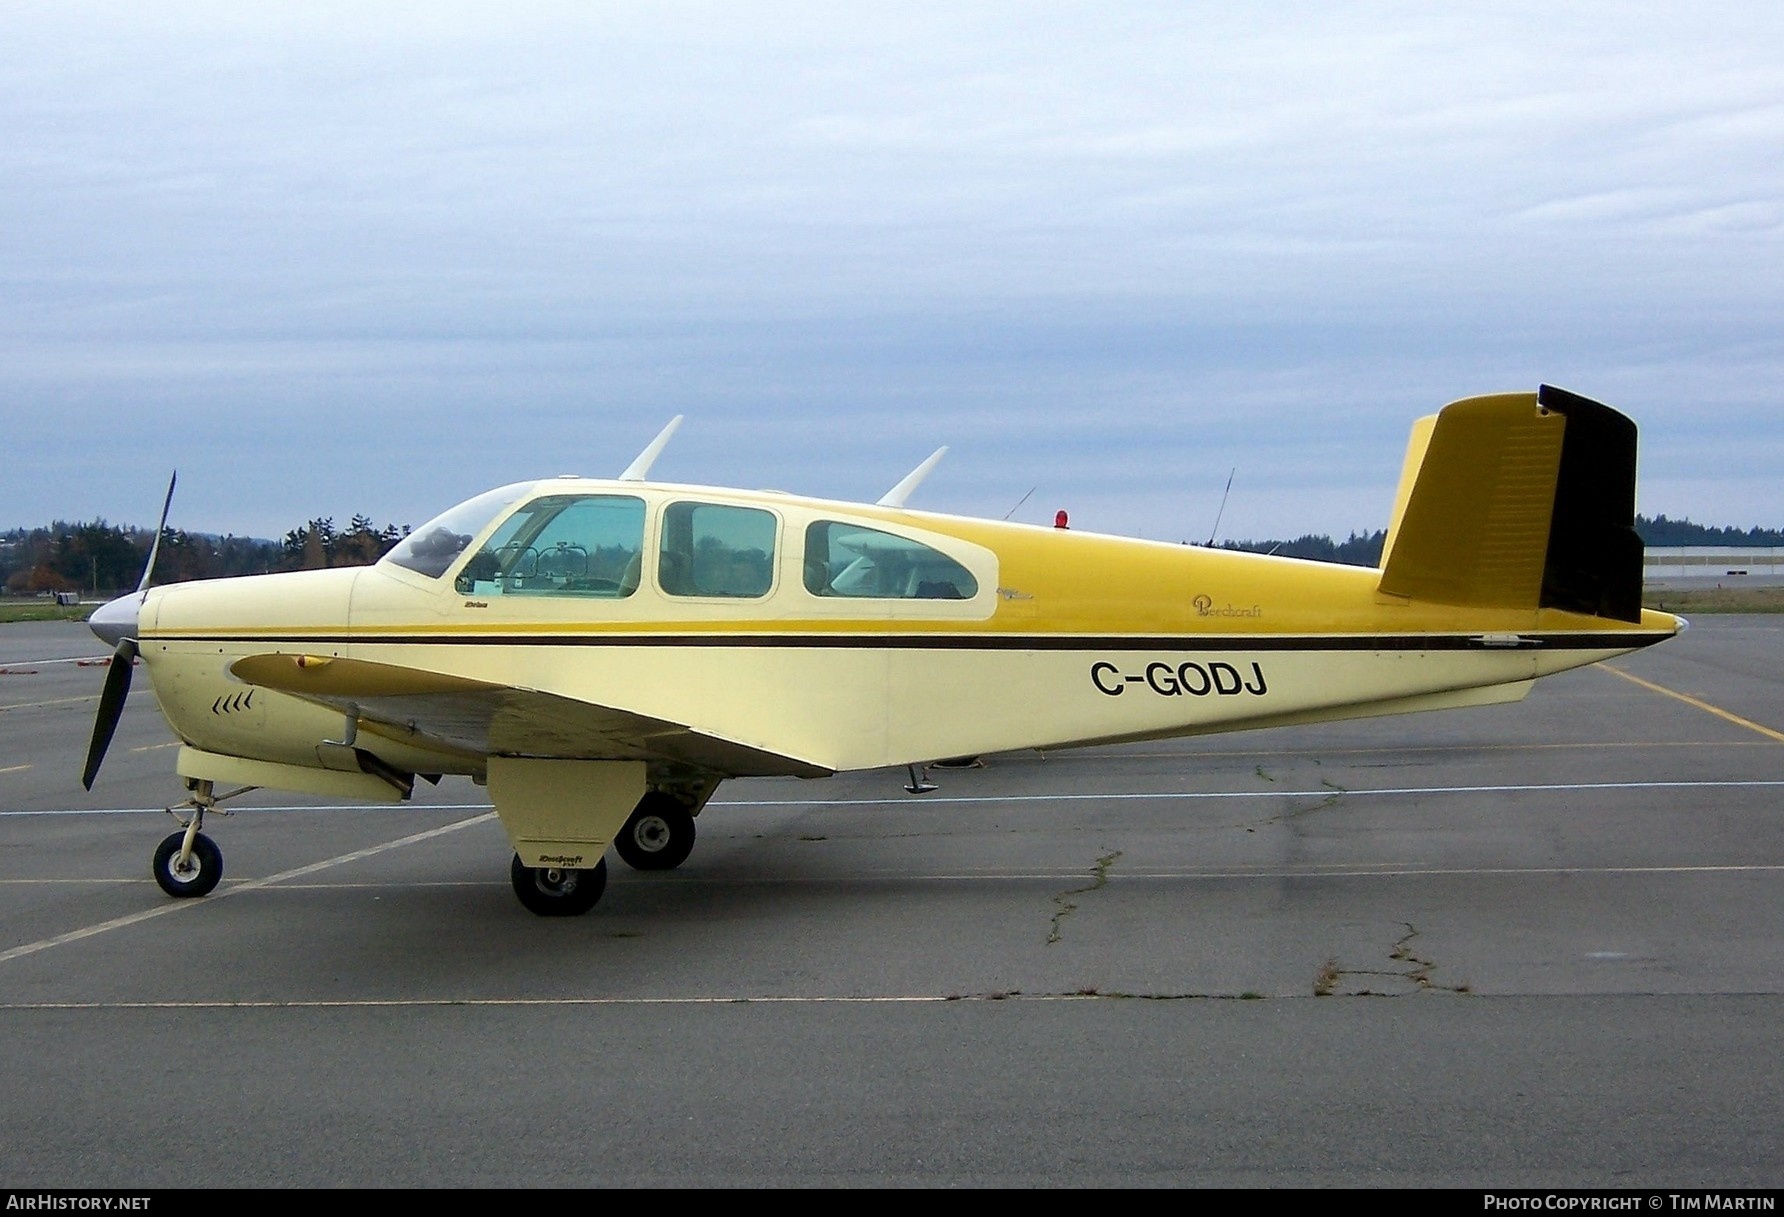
top-left (454, 494), bottom-right (646, 597)
top-left (658, 502), bottom-right (777, 598)
top-left (804, 521), bottom-right (978, 600)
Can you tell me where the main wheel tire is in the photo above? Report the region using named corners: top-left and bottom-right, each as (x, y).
top-left (614, 793), bottom-right (696, 871)
top-left (510, 854), bottom-right (606, 916)
top-left (152, 830), bottom-right (223, 898)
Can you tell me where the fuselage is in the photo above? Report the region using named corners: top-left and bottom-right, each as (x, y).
top-left (125, 477), bottom-right (1682, 790)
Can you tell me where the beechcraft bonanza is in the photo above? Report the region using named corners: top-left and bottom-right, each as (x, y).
top-left (83, 385), bottom-right (1681, 915)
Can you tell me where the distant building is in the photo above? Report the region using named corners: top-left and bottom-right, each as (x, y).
top-left (1644, 546), bottom-right (1784, 583)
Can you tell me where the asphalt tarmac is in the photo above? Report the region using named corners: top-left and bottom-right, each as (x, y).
top-left (1, 617), bottom-right (1781, 1187)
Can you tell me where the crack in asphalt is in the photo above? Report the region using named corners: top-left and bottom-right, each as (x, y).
top-left (1313, 922), bottom-right (1473, 997)
top-left (1237, 778), bottom-right (1349, 832)
top-left (1046, 849), bottom-right (1122, 945)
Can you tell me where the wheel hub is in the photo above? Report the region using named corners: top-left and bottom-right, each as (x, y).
top-left (632, 815), bottom-right (670, 853)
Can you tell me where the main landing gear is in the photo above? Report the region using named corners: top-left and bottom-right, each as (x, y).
top-left (142, 775), bottom-right (707, 915)
top-left (613, 791), bottom-right (696, 871)
top-left (510, 854), bottom-right (608, 916)
top-left (508, 788), bottom-right (703, 917)
top-left (150, 778), bottom-right (250, 899)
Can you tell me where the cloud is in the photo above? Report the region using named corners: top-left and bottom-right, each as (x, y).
top-left (1, 4), bottom-right (1780, 541)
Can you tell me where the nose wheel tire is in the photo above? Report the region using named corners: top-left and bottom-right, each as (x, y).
top-left (614, 793), bottom-right (696, 871)
top-left (511, 854), bottom-right (607, 916)
top-left (152, 830), bottom-right (223, 898)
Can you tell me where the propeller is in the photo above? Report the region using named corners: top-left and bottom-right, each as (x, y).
top-left (82, 472), bottom-right (176, 791)
top-left (81, 635), bottom-right (138, 790)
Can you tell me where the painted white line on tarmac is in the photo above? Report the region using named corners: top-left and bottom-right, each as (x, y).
top-left (0, 654), bottom-right (112, 667)
top-left (3, 995), bottom-right (973, 1009)
top-left (9, 778), bottom-right (1784, 818)
top-left (0, 694), bottom-right (102, 711)
top-left (0, 812), bottom-right (496, 966)
top-left (11, 862), bottom-right (1782, 892)
top-left (714, 779), bottom-right (1784, 807)
top-left (0, 802), bottom-right (497, 816)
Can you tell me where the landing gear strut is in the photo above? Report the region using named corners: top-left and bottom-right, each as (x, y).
top-left (150, 778), bottom-right (247, 898)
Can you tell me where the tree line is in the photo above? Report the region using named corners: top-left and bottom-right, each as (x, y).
top-left (1218, 514), bottom-right (1784, 568)
top-left (0, 516), bottom-right (410, 596)
top-left (1217, 530), bottom-right (1388, 566)
top-left (1629, 515), bottom-right (1784, 548)
top-left (4, 511), bottom-right (1779, 595)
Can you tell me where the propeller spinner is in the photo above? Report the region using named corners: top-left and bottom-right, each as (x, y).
top-left (81, 472), bottom-right (175, 790)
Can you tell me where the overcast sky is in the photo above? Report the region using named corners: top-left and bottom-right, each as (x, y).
top-left (3, 3), bottom-right (1779, 544)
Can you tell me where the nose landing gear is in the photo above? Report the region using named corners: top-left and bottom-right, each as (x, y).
top-left (150, 778), bottom-right (252, 899)
top-left (152, 828), bottom-right (222, 898)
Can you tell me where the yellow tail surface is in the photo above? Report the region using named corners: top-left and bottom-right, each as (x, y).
top-left (1378, 385), bottom-right (1643, 622)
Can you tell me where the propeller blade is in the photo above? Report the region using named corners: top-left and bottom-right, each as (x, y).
top-left (81, 639), bottom-right (138, 790)
top-left (136, 471), bottom-right (177, 597)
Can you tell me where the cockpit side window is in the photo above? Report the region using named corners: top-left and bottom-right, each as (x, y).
top-left (658, 502), bottom-right (777, 598)
top-left (454, 494), bottom-right (646, 597)
top-left (804, 521), bottom-right (979, 600)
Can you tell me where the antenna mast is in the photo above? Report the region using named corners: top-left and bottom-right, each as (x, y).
top-left (1207, 468), bottom-right (1235, 546)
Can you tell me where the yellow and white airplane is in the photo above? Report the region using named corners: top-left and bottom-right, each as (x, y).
top-left (83, 384), bottom-right (1681, 915)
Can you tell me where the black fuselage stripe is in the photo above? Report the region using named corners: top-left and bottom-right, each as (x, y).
top-left (147, 631), bottom-right (1667, 652)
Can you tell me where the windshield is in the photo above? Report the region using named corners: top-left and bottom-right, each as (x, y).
top-left (382, 482), bottom-right (535, 579)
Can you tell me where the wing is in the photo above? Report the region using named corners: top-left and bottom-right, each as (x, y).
top-left (228, 653), bottom-right (831, 779)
